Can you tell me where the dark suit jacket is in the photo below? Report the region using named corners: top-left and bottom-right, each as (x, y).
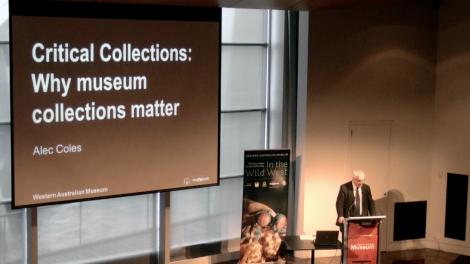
top-left (336, 181), bottom-right (376, 225)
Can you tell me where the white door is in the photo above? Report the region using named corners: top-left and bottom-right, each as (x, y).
top-left (349, 121), bottom-right (392, 251)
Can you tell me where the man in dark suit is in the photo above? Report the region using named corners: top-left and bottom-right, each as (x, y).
top-left (336, 170), bottom-right (376, 263)
top-left (336, 170), bottom-right (376, 226)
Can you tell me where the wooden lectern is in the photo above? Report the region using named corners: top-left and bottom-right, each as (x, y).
top-left (343, 216), bottom-right (386, 264)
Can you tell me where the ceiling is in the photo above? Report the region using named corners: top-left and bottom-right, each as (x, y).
top-left (82, 0), bottom-right (436, 10)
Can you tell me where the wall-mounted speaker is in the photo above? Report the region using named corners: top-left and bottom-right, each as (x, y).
top-left (445, 173), bottom-right (468, 241)
top-left (394, 201), bottom-right (427, 241)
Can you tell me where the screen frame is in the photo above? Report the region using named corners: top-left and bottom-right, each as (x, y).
top-left (10, 0), bottom-right (221, 208)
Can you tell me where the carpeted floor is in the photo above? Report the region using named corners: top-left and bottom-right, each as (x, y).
top-left (451, 255), bottom-right (470, 264)
top-left (282, 248), bottom-right (461, 264)
top-left (392, 259), bottom-right (425, 264)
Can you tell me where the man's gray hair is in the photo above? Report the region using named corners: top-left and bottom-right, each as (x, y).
top-left (352, 169), bottom-right (365, 180)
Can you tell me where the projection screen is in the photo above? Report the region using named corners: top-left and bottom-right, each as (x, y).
top-left (10, 2), bottom-right (221, 208)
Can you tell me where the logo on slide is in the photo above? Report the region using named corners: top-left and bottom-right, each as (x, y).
top-left (183, 177), bottom-right (191, 185)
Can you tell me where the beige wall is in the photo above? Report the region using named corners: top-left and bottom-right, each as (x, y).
top-left (429, 0), bottom-right (470, 255)
top-left (302, 3), bottom-right (438, 254)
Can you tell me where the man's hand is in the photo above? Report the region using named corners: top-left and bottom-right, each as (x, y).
top-left (338, 216), bottom-right (345, 224)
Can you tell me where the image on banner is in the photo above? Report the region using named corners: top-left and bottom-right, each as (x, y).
top-left (240, 149), bottom-right (290, 263)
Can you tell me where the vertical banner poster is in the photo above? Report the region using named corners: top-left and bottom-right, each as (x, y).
top-left (347, 222), bottom-right (379, 264)
top-left (240, 149), bottom-right (290, 263)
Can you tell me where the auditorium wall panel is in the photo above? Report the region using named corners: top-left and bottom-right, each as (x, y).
top-left (302, 2), bottom-right (436, 255)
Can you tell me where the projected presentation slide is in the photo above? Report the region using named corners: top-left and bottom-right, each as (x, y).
top-left (10, 3), bottom-right (221, 207)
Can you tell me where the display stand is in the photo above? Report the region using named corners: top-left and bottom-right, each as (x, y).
top-left (343, 216), bottom-right (386, 264)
